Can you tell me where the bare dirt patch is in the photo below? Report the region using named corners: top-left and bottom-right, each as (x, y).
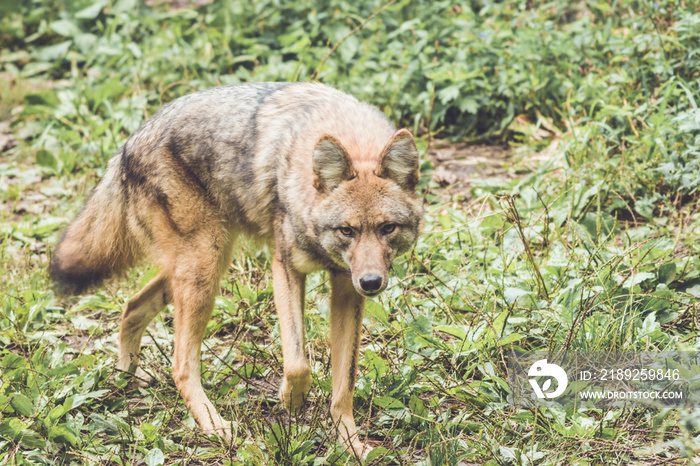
top-left (428, 140), bottom-right (514, 197)
top-left (427, 114), bottom-right (564, 199)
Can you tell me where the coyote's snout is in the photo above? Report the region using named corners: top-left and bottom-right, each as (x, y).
top-left (51, 82), bottom-right (424, 457)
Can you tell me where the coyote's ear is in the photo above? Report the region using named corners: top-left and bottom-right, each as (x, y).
top-left (313, 134), bottom-right (355, 193)
top-left (377, 129), bottom-right (420, 190)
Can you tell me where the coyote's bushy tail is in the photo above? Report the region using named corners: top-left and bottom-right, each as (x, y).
top-left (50, 156), bottom-right (140, 294)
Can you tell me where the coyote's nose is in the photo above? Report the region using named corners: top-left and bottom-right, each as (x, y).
top-left (359, 274), bottom-right (383, 293)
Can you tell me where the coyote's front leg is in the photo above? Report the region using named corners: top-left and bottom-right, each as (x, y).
top-left (272, 247), bottom-right (312, 413)
top-left (329, 271), bottom-right (368, 457)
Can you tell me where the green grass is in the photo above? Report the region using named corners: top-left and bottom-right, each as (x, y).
top-left (1, 0), bottom-right (699, 464)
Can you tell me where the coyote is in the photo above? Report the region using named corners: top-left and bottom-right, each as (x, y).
top-left (50, 82), bottom-right (423, 455)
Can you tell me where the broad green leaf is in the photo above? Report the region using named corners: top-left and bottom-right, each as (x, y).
top-left (435, 324), bottom-right (467, 340)
top-left (49, 425), bottom-right (77, 447)
top-left (622, 272), bottom-right (655, 289)
top-left (36, 149), bottom-right (58, 170)
top-left (141, 422), bottom-right (158, 443)
top-left (10, 393), bottom-right (34, 417)
top-left (145, 447), bottom-right (164, 465)
top-left (50, 20), bottom-right (81, 37)
top-left (374, 396), bottom-right (405, 410)
top-left (75, 0), bottom-right (108, 19)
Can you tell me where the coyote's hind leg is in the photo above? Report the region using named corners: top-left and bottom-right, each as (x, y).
top-left (118, 271), bottom-right (172, 384)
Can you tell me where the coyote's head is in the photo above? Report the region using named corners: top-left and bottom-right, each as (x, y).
top-left (312, 129), bottom-right (424, 297)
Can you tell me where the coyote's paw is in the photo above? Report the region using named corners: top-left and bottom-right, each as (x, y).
top-left (279, 371), bottom-right (312, 413)
top-left (203, 420), bottom-right (235, 441)
top-left (131, 367), bottom-right (154, 387)
top-left (116, 364), bottom-right (153, 388)
top-left (338, 426), bottom-right (372, 459)
top-left (331, 407), bottom-right (372, 460)
top-left (346, 439), bottom-right (372, 461)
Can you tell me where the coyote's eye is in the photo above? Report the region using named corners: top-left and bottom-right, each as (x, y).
top-left (339, 227), bottom-right (354, 237)
top-left (381, 224), bottom-right (396, 235)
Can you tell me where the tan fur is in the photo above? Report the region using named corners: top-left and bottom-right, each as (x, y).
top-left (329, 271), bottom-right (367, 455)
top-left (50, 83), bottom-right (423, 457)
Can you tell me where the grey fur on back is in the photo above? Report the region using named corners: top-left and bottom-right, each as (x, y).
top-left (118, 82), bottom-right (397, 238)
